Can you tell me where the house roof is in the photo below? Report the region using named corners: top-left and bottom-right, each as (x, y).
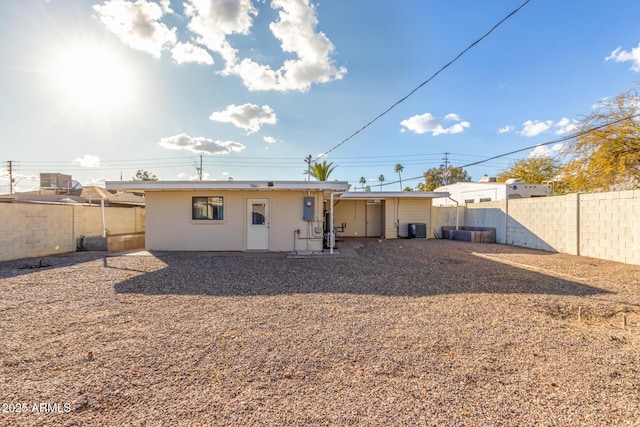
top-left (81, 186), bottom-right (113, 200)
top-left (105, 192), bottom-right (146, 206)
top-left (105, 180), bottom-right (350, 192)
top-left (339, 191), bottom-right (450, 200)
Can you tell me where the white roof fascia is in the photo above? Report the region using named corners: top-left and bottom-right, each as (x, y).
top-left (105, 180), bottom-right (350, 192)
top-left (339, 191), bottom-right (450, 199)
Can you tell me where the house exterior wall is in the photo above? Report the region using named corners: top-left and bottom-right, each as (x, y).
top-left (0, 203), bottom-right (144, 262)
top-left (384, 198), bottom-right (432, 239)
top-left (145, 190), bottom-right (325, 251)
top-left (333, 200), bottom-right (367, 237)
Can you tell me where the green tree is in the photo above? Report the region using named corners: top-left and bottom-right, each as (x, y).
top-left (306, 160), bottom-right (337, 181)
top-left (561, 87), bottom-right (640, 191)
top-left (403, 186), bottom-right (413, 192)
top-left (394, 163), bottom-right (404, 190)
top-left (133, 169), bottom-right (158, 181)
top-left (359, 176), bottom-right (366, 191)
top-left (378, 174), bottom-right (385, 191)
top-left (365, 185), bottom-right (371, 192)
top-left (497, 156), bottom-right (561, 184)
top-left (422, 165), bottom-right (472, 191)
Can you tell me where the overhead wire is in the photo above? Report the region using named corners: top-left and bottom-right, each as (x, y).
top-left (318, 0), bottom-right (532, 159)
top-left (377, 113), bottom-right (640, 188)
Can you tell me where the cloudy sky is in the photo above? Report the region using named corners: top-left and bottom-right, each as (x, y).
top-left (1, 0), bottom-right (640, 191)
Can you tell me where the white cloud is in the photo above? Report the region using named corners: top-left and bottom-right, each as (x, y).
top-left (93, 0), bottom-right (177, 58)
top-left (83, 177), bottom-right (107, 186)
top-left (518, 118), bottom-right (578, 137)
top-left (554, 117), bottom-right (578, 135)
top-left (171, 42), bottom-right (214, 64)
top-left (209, 103), bottom-right (277, 134)
top-left (529, 143), bottom-right (564, 158)
top-left (159, 0), bottom-right (173, 14)
top-left (605, 44), bottom-right (640, 72)
top-left (228, 0), bottom-right (347, 91)
top-left (498, 125), bottom-right (514, 134)
top-left (400, 112), bottom-right (470, 136)
top-left (73, 154), bottom-right (101, 167)
top-left (263, 136), bottom-right (278, 143)
top-left (184, 0), bottom-right (257, 65)
top-left (189, 171), bottom-right (212, 180)
top-left (159, 133), bottom-right (246, 154)
top-left (95, 0), bottom-right (345, 92)
top-left (519, 120), bottom-right (553, 137)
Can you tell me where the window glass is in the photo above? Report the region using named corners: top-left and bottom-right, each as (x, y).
top-left (192, 196), bottom-right (223, 220)
top-left (252, 203), bottom-right (265, 225)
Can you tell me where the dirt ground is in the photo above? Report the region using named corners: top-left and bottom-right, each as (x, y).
top-left (1, 239), bottom-right (639, 426)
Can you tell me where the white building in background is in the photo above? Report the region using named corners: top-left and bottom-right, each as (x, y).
top-left (433, 176), bottom-right (553, 206)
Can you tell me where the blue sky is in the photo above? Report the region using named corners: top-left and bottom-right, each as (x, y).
top-left (1, 0), bottom-right (640, 192)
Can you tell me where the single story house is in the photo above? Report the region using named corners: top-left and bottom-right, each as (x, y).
top-left (104, 180), bottom-right (448, 252)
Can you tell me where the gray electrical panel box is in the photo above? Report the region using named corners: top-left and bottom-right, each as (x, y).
top-left (303, 197), bottom-right (314, 221)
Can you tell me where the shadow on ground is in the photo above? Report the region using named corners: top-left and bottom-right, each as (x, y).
top-left (110, 239), bottom-right (611, 298)
top-left (0, 251), bottom-right (108, 280)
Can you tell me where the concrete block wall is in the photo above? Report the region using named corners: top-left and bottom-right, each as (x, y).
top-left (579, 190), bottom-right (640, 264)
top-left (464, 201), bottom-right (507, 244)
top-left (433, 190), bottom-right (640, 266)
top-left (430, 205), bottom-right (466, 238)
top-left (0, 203), bottom-right (75, 261)
top-left (505, 196), bottom-right (577, 253)
top-left (0, 204), bottom-right (145, 262)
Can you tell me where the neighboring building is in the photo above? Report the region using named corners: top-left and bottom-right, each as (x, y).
top-left (433, 177), bottom-right (552, 206)
top-left (105, 180), bottom-right (449, 252)
top-left (0, 186), bottom-right (144, 207)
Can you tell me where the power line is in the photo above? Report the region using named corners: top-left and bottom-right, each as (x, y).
top-left (378, 113), bottom-right (640, 188)
top-left (319, 0), bottom-right (531, 158)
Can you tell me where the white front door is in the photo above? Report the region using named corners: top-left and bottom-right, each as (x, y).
top-left (247, 199), bottom-right (269, 250)
top-left (366, 203), bottom-right (382, 237)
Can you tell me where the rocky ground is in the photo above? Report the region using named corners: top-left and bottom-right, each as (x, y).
top-left (1, 239), bottom-right (639, 426)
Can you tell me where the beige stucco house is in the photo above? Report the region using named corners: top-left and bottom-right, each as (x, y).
top-left (104, 180), bottom-right (448, 252)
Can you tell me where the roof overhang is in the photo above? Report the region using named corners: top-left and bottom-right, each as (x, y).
top-left (339, 191), bottom-right (450, 200)
top-left (105, 180), bottom-right (350, 193)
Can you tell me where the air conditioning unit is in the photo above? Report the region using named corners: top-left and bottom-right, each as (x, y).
top-left (408, 223), bottom-right (426, 239)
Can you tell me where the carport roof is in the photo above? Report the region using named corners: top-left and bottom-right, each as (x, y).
top-left (339, 191), bottom-right (450, 199)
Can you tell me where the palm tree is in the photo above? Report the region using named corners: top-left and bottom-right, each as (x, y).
top-left (394, 163), bottom-right (404, 190)
top-left (306, 160), bottom-right (337, 181)
top-left (359, 176), bottom-right (366, 191)
top-left (378, 174), bottom-right (385, 191)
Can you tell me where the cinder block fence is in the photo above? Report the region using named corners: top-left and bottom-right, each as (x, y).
top-left (433, 189), bottom-right (640, 266)
top-left (0, 203), bottom-right (144, 262)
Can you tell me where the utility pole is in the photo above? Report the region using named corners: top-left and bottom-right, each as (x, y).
top-left (194, 155), bottom-right (203, 181)
top-left (305, 155), bottom-right (312, 181)
top-left (7, 160), bottom-right (13, 194)
top-left (442, 152), bottom-right (450, 185)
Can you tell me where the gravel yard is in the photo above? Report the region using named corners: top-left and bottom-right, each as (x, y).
top-left (1, 238), bottom-right (639, 426)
